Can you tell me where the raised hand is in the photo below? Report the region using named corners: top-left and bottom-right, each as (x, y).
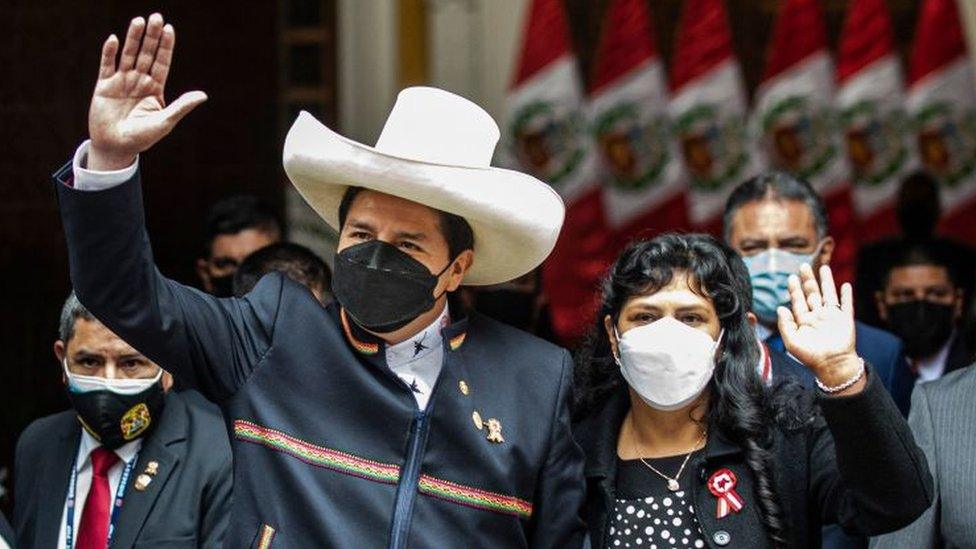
top-left (88, 14), bottom-right (207, 170)
top-left (777, 264), bottom-right (865, 393)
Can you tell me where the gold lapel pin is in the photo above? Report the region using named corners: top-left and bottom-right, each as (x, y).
top-left (134, 473), bottom-right (153, 491)
top-left (459, 380), bottom-right (470, 396)
top-left (472, 410), bottom-right (484, 430)
top-left (485, 418), bottom-right (504, 444)
top-left (146, 461), bottom-right (159, 476)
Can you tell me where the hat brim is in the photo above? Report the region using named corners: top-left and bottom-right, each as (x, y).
top-left (283, 112), bottom-right (565, 286)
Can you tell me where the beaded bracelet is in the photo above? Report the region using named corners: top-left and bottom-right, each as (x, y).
top-left (816, 357), bottom-right (866, 394)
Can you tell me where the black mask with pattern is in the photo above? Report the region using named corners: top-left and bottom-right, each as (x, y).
top-left (66, 382), bottom-right (165, 450)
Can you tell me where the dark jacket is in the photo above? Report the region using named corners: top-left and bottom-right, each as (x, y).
top-left (13, 390), bottom-right (231, 548)
top-left (853, 322), bottom-right (914, 416)
top-left (54, 166), bottom-right (586, 547)
top-left (575, 366), bottom-right (933, 548)
top-left (767, 346), bottom-right (815, 388)
top-left (771, 324), bottom-right (914, 549)
top-left (766, 322), bottom-right (912, 415)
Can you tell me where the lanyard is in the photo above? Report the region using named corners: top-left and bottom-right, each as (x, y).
top-left (64, 449), bottom-right (137, 549)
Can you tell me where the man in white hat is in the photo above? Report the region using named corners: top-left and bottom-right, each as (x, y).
top-left (53, 13), bottom-right (585, 548)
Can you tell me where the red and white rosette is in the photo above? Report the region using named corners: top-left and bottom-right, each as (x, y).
top-left (708, 468), bottom-right (745, 519)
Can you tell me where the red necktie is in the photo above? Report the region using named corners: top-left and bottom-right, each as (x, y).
top-left (77, 447), bottom-right (119, 549)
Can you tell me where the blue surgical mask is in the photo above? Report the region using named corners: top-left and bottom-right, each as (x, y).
top-left (743, 246), bottom-right (819, 323)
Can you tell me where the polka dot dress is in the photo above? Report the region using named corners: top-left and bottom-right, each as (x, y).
top-left (608, 456), bottom-right (707, 549)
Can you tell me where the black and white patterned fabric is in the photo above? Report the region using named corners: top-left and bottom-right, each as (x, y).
top-left (608, 456), bottom-right (707, 548)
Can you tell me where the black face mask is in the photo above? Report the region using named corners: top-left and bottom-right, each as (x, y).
top-left (208, 273), bottom-right (235, 298)
top-left (475, 290), bottom-right (538, 331)
top-left (66, 381), bottom-right (166, 450)
top-left (885, 300), bottom-right (956, 359)
top-left (332, 240), bottom-right (454, 333)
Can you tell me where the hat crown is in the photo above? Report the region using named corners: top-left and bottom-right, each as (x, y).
top-left (374, 87), bottom-right (500, 168)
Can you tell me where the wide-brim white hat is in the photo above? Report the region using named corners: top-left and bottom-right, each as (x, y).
top-left (283, 86), bottom-right (565, 286)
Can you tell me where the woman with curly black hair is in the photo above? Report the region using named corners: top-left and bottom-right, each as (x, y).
top-left (574, 233), bottom-right (932, 548)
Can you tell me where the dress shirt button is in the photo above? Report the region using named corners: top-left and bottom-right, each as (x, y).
top-left (713, 530), bottom-right (731, 546)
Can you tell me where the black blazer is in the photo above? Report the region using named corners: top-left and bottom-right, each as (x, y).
top-left (54, 166), bottom-right (586, 547)
top-left (575, 366), bottom-right (933, 548)
top-left (13, 390), bottom-right (232, 549)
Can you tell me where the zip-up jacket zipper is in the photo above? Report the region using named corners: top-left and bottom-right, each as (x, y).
top-left (388, 409), bottom-right (430, 548)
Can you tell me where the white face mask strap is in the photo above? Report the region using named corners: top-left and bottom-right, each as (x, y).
top-left (714, 328), bottom-right (726, 360)
top-left (64, 358), bottom-right (163, 391)
top-left (612, 327), bottom-right (623, 365)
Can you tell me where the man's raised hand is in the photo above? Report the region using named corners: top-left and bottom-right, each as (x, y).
top-left (88, 14), bottom-right (207, 171)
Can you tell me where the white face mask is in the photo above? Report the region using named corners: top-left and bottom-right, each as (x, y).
top-left (614, 316), bottom-right (723, 411)
top-left (63, 359), bottom-right (163, 395)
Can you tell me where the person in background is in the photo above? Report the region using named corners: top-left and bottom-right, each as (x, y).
top-left (870, 365), bottom-right (976, 548)
top-left (723, 243), bottom-right (815, 388)
top-left (875, 242), bottom-right (972, 390)
top-left (723, 172), bottom-right (913, 413)
top-left (723, 172), bottom-right (916, 549)
top-left (573, 234), bottom-right (931, 548)
top-left (233, 242), bottom-right (332, 305)
top-left (13, 293), bottom-right (231, 549)
top-left (855, 171), bottom-right (976, 328)
top-left (196, 194), bottom-right (281, 296)
top-left (465, 269), bottom-right (557, 342)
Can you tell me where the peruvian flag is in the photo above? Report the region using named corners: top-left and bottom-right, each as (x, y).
top-left (503, 0), bottom-right (610, 342)
top-left (837, 0), bottom-right (917, 238)
top-left (752, 0), bottom-right (856, 282)
top-left (669, 0), bottom-right (758, 235)
top-left (908, 0), bottom-right (976, 243)
top-left (588, 0), bottom-right (688, 241)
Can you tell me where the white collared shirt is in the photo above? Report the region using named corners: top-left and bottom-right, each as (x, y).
top-left (57, 429), bottom-right (141, 549)
top-left (386, 305), bottom-right (451, 410)
top-left (71, 141), bottom-right (138, 191)
top-left (912, 332), bottom-right (955, 384)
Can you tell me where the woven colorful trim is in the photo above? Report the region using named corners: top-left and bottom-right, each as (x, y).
top-left (233, 420), bottom-right (533, 519)
top-left (449, 333), bottom-right (467, 351)
top-left (257, 524), bottom-right (276, 549)
top-left (340, 309), bottom-right (379, 355)
top-left (235, 420), bottom-right (400, 484)
top-left (419, 475), bottom-right (533, 518)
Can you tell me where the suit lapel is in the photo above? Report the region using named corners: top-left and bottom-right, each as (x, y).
top-left (109, 393), bottom-right (186, 548)
top-left (35, 415), bottom-right (81, 549)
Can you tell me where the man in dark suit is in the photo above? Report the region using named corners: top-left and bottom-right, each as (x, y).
top-left (855, 171), bottom-right (976, 329)
top-left (723, 173), bottom-right (914, 549)
top-left (724, 236), bottom-right (817, 388)
top-left (13, 293), bottom-right (231, 548)
top-left (875, 241), bottom-right (973, 396)
top-left (723, 172), bottom-right (913, 412)
top-left (51, 14), bottom-right (584, 547)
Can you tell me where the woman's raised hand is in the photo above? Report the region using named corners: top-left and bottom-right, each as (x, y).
top-left (777, 264), bottom-right (865, 392)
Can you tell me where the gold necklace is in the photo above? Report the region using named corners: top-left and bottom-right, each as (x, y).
top-left (632, 426), bottom-right (707, 492)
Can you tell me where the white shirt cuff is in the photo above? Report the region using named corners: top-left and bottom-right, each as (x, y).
top-left (72, 140), bottom-right (139, 191)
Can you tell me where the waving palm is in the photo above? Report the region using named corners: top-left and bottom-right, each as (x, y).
top-left (88, 14), bottom-right (206, 170)
top-left (777, 264), bottom-right (860, 386)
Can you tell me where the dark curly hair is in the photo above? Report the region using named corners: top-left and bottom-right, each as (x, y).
top-left (574, 233), bottom-right (800, 547)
